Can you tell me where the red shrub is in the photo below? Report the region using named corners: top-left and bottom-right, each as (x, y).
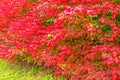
top-left (0, 0), bottom-right (120, 79)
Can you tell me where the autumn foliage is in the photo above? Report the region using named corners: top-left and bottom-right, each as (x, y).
top-left (0, 0), bottom-right (120, 80)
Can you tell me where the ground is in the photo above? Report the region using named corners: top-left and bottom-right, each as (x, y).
top-left (0, 59), bottom-right (65, 80)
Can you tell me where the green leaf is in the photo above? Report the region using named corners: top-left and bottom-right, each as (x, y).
top-left (116, 10), bottom-right (120, 21)
top-left (44, 17), bottom-right (55, 26)
top-left (100, 24), bottom-right (112, 33)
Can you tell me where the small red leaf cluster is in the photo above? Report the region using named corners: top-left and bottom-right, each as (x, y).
top-left (0, 0), bottom-right (120, 79)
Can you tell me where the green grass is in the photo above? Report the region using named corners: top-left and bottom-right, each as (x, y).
top-left (0, 59), bottom-right (65, 80)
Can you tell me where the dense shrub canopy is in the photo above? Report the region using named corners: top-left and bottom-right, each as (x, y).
top-left (0, 0), bottom-right (120, 80)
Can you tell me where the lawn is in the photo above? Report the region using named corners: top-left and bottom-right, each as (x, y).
top-left (0, 59), bottom-right (65, 80)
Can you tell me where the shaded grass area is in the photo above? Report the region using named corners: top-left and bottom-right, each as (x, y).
top-left (0, 59), bottom-right (65, 80)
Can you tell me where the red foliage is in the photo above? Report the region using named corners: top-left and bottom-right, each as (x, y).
top-left (0, 0), bottom-right (120, 79)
